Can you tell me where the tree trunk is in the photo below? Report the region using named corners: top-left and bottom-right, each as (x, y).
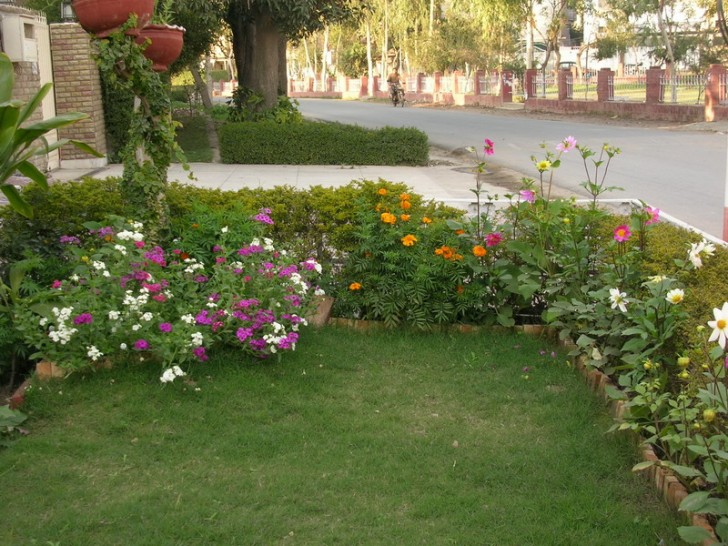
top-left (366, 20), bottom-right (374, 96)
top-left (190, 64), bottom-right (213, 109)
top-left (227, 2), bottom-right (247, 89)
top-left (240, 9), bottom-right (280, 109)
top-left (278, 34), bottom-right (288, 96)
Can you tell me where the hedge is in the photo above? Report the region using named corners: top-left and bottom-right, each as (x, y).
top-left (218, 120), bottom-right (429, 166)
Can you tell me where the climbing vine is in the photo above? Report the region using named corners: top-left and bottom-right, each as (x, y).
top-left (93, 18), bottom-right (187, 236)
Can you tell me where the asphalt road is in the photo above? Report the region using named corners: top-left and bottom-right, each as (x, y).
top-left (297, 98), bottom-right (727, 239)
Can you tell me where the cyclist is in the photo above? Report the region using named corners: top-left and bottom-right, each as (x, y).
top-left (387, 68), bottom-right (403, 102)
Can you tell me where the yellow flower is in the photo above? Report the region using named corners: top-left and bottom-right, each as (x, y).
top-left (401, 234), bottom-right (417, 247)
top-left (422, 217), bottom-right (432, 224)
top-left (703, 409), bottom-right (717, 423)
top-left (472, 245), bottom-right (487, 257)
top-left (399, 193), bottom-right (411, 201)
top-left (81, 256), bottom-right (90, 263)
top-left (536, 160), bottom-right (551, 172)
top-left (400, 214), bottom-right (411, 222)
top-left (377, 188), bottom-right (388, 196)
top-left (349, 282), bottom-right (362, 291)
top-left (380, 212), bottom-right (397, 225)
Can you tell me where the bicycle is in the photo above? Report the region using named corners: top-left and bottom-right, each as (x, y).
top-left (390, 84), bottom-right (405, 107)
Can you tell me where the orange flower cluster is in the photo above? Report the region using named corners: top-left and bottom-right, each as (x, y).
top-left (377, 188), bottom-right (388, 196)
top-left (434, 245), bottom-right (463, 261)
top-left (381, 212), bottom-right (397, 225)
top-left (400, 192), bottom-right (412, 210)
top-left (349, 282), bottom-right (362, 291)
top-left (472, 245), bottom-right (487, 257)
top-left (422, 217), bottom-right (432, 224)
top-left (401, 234), bottom-right (417, 247)
top-left (400, 214), bottom-right (411, 222)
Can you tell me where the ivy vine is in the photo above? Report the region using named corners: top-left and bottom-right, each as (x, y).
top-left (92, 18), bottom-right (188, 236)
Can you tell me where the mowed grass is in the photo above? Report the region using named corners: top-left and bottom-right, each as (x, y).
top-left (174, 112), bottom-right (213, 162)
top-left (0, 327), bottom-right (683, 545)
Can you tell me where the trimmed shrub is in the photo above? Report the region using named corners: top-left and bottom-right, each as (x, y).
top-left (218, 120), bottom-right (429, 166)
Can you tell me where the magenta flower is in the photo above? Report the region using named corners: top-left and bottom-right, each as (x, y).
top-left (645, 206), bottom-right (660, 225)
top-left (485, 232), bottom-right (503, 247)
top-left (73, 312), bottom-right (93, 325)
top-left (519, 190), bottom-right (536, 203)
top-left (134, 339), bottom-right (150, 351)
top-left (159, 322), bottom-right (173, 333)
top-left (613, 225), bottom-right (632, 242)
top-left (59, 235), bottom-right (81, 245)
top-left (193, 346), bottom-right (209, 362)
top-left (51, 280), bottom-right (63, 289)
top-left (556, 136), bottom-right (577, 153)
top-left (134, 241), bottom-right (146, 249)
top-left (483, 138), bottom-right (495, 156)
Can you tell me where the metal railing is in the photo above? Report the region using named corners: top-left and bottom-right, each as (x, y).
top-left (660, 73), bottom-right (705, 104)
top-left (534, 72), bottom-right (557, 98)
top-left (611, 75), bottom-right (645, 102)
top-left (478, 73), bottom-right (500, 95)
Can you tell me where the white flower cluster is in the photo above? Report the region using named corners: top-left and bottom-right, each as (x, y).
top-left (251, 237), bottom-right (275, 252)
top-left (123, 290), bottom-right (149, 312)
top-left (184, 258), bottom-right (205, 274)
top-left (86, 345), bottom-right (103, 361)
top-left (114, 244), bottom-right (127, 256)
top-left (181, 314), bottom-right (195, 324)
top-left (47, 306), bottom-right (78, 344)
top-left (116, 230), bottom-right (144, 242)
top-left (263, 322), bottom-right (289, 354)
top-left (160, 366), bottom-right (187, 383)
top-left (688, 239), bottom-right (716, 269)
top-left (190, 332), bottom-right (204, 347)
top-left (92, 260), bottom-right (111, 277)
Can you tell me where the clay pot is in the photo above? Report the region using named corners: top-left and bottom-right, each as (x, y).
top-left (135, 24), bottom-right (186, 72)
top-left (71, 0), bottom-right (155, 38)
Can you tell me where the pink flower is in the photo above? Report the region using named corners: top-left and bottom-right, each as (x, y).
top-left (134, 339), bottom-right (150, 351)
top-left (645, 206), bottom-right (660, 225)
top-left (159, 322), bottom-right (173, 333)
top-left (483, 138), bottom-right (495, 156)
top-left (51, 280), bottom-right (62, 289)
top-left (519, 190), bottom-right (535, 203)
top-left (613, 225), bottom-right (632, 242)
top-left (485, 232), bottom-right (503, 247)
top-left (556, 136), bottom-right (577, 153)
top-left (134, 241), bottom-right (145, 249)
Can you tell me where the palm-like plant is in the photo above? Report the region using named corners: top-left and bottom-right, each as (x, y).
top-left (0, 51), bottom-right (101, 218)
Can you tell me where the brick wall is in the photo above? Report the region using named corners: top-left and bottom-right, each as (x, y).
top-left (12, 61), bottom-right (47, 171)
top-left (49, 23), bottom-right (107, 165)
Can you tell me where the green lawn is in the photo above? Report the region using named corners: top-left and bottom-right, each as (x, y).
top-left (174, 112), bottom-right (214, 162)
top-left (0, 327), bottom-right (683, 545)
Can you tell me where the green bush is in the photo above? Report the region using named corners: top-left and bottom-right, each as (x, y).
top-left (219, 120), bottom-right (429, 166)
top-left (100, 71), bottom-right (134, 163)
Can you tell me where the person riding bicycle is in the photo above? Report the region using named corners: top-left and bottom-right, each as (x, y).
top-left (387, 68), bottom-right (403, 101)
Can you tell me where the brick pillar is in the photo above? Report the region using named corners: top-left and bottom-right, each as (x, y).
top-left (596, 68), bottom-right (613, 102)
top-left (416, 72), bottom-right (424, 94)
top-left (452, 70), bottom-right (461, 93)
top-left (50, 22), bottom-right (108, 167)
top-left (645, 67), bottom-right (664, 104)
top-left (525, 68), bottom-right (537, 99)
top-left (705, 64), bottom-right (726, 122)
top-left (501, 71), bottom-right (513, 102)
top-left (434, 71), bottom-right (442, 94)
top-left (360, 75), bottom-right (368, 97)
top-left (558, 69), bottom-right (570, 100)
top-left (473, 70), bottom-right (483, 95)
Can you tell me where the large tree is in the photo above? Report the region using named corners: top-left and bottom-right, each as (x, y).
top-left (225, 0), bottom-right (358, 108)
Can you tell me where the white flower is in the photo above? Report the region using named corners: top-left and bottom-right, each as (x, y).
top-left (181, 314), bottom-right (195, 324)
top-left (206, 302), bottom-right (218, 308)
top-left (120, 343), bottom-right (128, 350)
top-left (114, 244), bottom-right (128, 256)
top-left (172, 365), bottom-right (186, 377)
top-left (102, 270), bottom-right (111, 278)
top-left (108, 310), bottom-right (121, 320)
top-left (191, 332), bottom-right (204, 347)
top-left (647, 275), bottom-right (666, 284)
top-left (132, 324), bottom-right (142, 331)
top-left (688, 240), bottom-right (717, 269)
top-left (665, 288), bottom-right (684, 305)
top-left (131, 221), bottom-right (144, 231)
top-left (160, 368), bottom-right (177, 383)
top-left (708, 302), bottom-right (728, 349)
top-left (92, 260), bottom-right (106, 271)
top-left (141, 312), bottom-right (153, 322)
top-left (608, 288), bottom-right (628, 313)
top-left (314, 288), bottom-right (326, 296)
top-left (70, 274), bottom-right (80, 282)
top-left (221, 226), bottom-right (229, 233)
top-left (39, 317), bottom-right (48, 327)
top-left (87, 346), bottom-right (103, 361)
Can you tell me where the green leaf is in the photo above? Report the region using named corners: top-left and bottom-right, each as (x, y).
top-left (715, 517), bottom-right (728, 542)
top-left (0, 183), bottom-right (32, 218)
top-left (677, 526), bottom-right (713, 543)
top-left (0, 52), bottom-right (13, 102)
top-left (631, 460), bottom-right (655, 472)
top-left (16, 161), bottom-right (48, 189)
top-left (679, 491), bottom-right (712, 512)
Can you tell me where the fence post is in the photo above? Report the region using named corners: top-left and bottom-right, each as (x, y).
top-left (453, 70), bottom-right (461, 93)
top-left (558, 68), bottom-right (570, 100)
top-left (525, 68), bottom-right (537, 99)
top-left (597, 68), bottom-right (613, 102)
top-left (705, 64), bottom-right (726, 122)
top-left (434, 71), bottom-right (442, 94)
top-left (645, 67), bottom-right (664, 104)
top-left (474, 70), bottom-right (483, 95)
top-left (501, 70), bottom-right (513, 102)
top-left (417, 72), bottom-right (424, 94)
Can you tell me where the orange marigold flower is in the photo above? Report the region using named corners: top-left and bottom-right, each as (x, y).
top-left (381, 212), bottom-right (397, 224)
top-left (472, 245), bottom-right (487, 257)
top-left (456, 284), bottom-right (465, 294)
top-left (400, 214), bottom-right (411, 222)
top-left (434, 247), bottom-right (444, 256)
top-left (377, 188), bottom-right (388, 196)
top-left (191, 223), bottom-right (200, 229)
top-left (180, 252), bottom-right (190, 260)
top-left (349, 282), bottom-right (363, 291)
top-left (442, 247), bottom-right (454, 260)
top-left (399, 193), bottom-right (411, 201)
top-left (401, 234), bottom-right (417, 247)
top-left (400, 200), bottom-right (412, 210)
top-left (453, 253), bottom-right (463, 261)
top-left (422, 217), bottom-right (432, 224)
top-left (455, 229), bottom-right (465, 235)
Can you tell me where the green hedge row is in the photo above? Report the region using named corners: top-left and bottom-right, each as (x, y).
top-left (218, 120), bottom-right (429, 166)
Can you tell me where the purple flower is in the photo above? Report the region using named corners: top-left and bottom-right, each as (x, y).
top-left (483, 138), bottom-right (495, 156)
top-left (144, 246), bottom-right (167, 267)
top-left (254, 213), bottom-right (274, 225)
top-left (519, 190), bottom-right (536, 203)
top-left (194, 275), bottom-right (209, 283)
top-left (73, 312), bottom-right (93, 325)
top-left (284, 294), bottom-right (302, 307)
top-left (93, 226), bottom-right (114, 238)
top-left (236, 327), bottom-right (254, 342)
top-left (59, 235), bottom-right (81, 245)
top-left (249, 338), bottom-right (267, 351)
top-left (555, 136), bottom-right (577, 153)
top-left (134, 339), bottom-right (150, 351)
top-left (278, 265), bottom-right (298, 278)
top-left (159, 322), bottom-right (173, 333)
top-left (195, 311), bottom-right (213, 325)
top-left (193, 346), bottom-right (209, 362)
top-left (212, 245), bottom-right (223, 253)
top-left (238, 245), bottom-right (264, 256)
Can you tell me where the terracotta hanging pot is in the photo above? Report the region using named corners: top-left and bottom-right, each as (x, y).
top-left (135, 24), bottom-right (186, 72)
top-left (71, 0), bottom-right (155, 38)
